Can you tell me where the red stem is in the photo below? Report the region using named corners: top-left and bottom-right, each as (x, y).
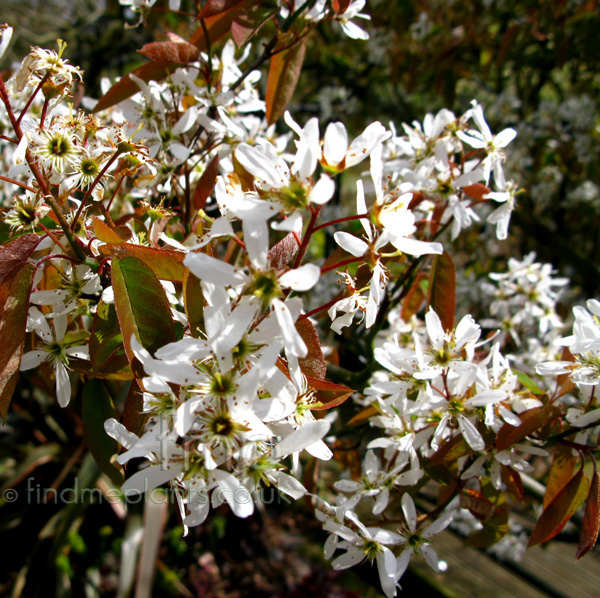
top-left (293, 205), bottom-right (322, 269)
top-left (312, 212), bottom-right (369, 233)
top-left (320, 256), bottom-right (362, 274)
top-left (0, 175), bottom-right (36, 193)
top-left (299, 296), bottom-right (343, 321)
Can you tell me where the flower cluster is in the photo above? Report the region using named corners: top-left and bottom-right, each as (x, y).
top-left (1, 4), bottom-right (598, 597)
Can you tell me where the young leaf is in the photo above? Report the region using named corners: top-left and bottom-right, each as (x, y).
top-left (138, 39), bottom-right (200, 64)
top-left (93, 60), bottom-right (182, 114)
top-left (500, 465), bottom-right (524, 500)
top-left (190, 0), bottom-right (264, 46)
top-left (544, 444), bottom-right (579, 508)
top-left (296, 319), bottom-right (327, 380)
top-left (529, 468), bottom-right (591, 547)
top-left (427, 250), bottom-right (456, 331)
top-left (183, 269), bottom-right (206, 338)
top-left (92, 217), bottom-right (132, 244)
top-left (193, 154), bottom-right (220, 210)
top-left (496, 404), bottom-right (562, 451)
top-left (576, 472), bottom-right (600, 560)
top-left (231, 6), bottom-right (272, 47)
top-left (462, 183), bottom-right (492, 202)
top-left (401, 272), bottom-right (427, 321)
top-left (0, 233), bottom-right (40, 285)
top-left (111, 256), bottom-right (175, 363)
top-left (267, 231), bottom-right (300, 270)
top-left (82, 379), bottom-right (124, 486)
top-left (197, 0), bottom-right (261, 19)
top-left (332, 0), bottom-right (352, 13)
top-left (99, 243), bottom-right (186, 282)
top-left (265, 35), bottom-right (308, 125)
top-left (514, 369), bottom-right (545, 395)
top-left (0, 262), bottom-right (34, 420)
top-left (90, 300), bottom-right (131, 379)
top-left (122, 382), bottom-right (147, 437)
top-left (306, 376), bottom-right (354, 410)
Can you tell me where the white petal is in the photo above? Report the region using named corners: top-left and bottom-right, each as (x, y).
top-left (272, 298), bottom-right (307, 357)
top-left (272, 420), bottom-right (331, 459)
top-left (323, 122), bottom-right (348, 166)
top-left (334, 231), bottom-right (367, 257)
top-left (20, 350), bottom-right (48, 371)
top-left (279, 264), bottom-right (320, 291)
top-left (184, 252), bottom-right (248, 286)
top-left (55, 362), bottom-right (71, 407)
top-left (309, 174), bottom-right (336, 205)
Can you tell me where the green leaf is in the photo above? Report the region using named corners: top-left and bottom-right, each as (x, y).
top-left (576, 471), bottom-right (600, 560)
top-left (427, 250), bottom-right (456, 331)
top-left (496, 404), bottom-right (562, 451)
top-left (100, 243), bottom-right (186, 282)
top-left (529, 468), bottom-right (590, 547)
top-left (265, 35), bottom-right (308, 124)
top-left (514, 369), bottom-right (545, 395)
top-left (82, 379), bottom-right (124, 486)
top-left (0, 263), bottom-right (34, 421)
top-left (112, 256), bottom-right (175, 363)
top-left (183, 269), bottom-right (206, 339)
top-left (89, 300), bottom-right (131, 379)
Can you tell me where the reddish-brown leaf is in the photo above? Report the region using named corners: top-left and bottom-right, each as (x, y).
top-left (556, 346), bottom-right (576, 398)
top-left (428, 434), bottom-right (472, 466)
top-left (0, 234), bottom-right (40, 285)
top-left (197, 0), bottom-right (256, 19)
top-left (265, 35), bottom-right (308, 124)
top-left (191, 0), bottom-right (263, 46)
top-left (99, 243), bottom-right (186, 282)
top-left (401, 272), bottom-right (427, 321)
top-left (529, 468), bottom-right (590, 547)
top-left (501, 465), bottom-right (524, 500)
top-left (544, 444), bottom-right (579, 508)
top-left (496, 404), bottom-right (562, 451)
top-left (305, 376), bottom-right (354, 410)
top-left (231, 6), bottom-right (272, 47)
top-left (462, 183), bottom-right (492, 202)
top-left (347, 405), bottom-right (379, 426)
top-left (332, 0), bottom-right (352, 13)
top-left (576, 472), bottom-right (600, 560)
top-left (428, 250), bottom-right (456, 331)
top-left (122, 382), bottom-right (147, 437)
top-left (94, 60), bottom-right (182, 113)
top-left (0, 263), bottom-right (34, 420)
top-left (267, 231), bottom-right (300, 270)
top-left (460, 488), bottom-right (495, 521)
top-left (92, 217), bottom-right (132, 244)
top-left (193, 154), bottom-right (220, 211)
top-left (296, 319), bottom-right (327, 380)
top-left (183, 269), bottom-right (206, 338)
top-left (138, 39), bottom-right (200, 64)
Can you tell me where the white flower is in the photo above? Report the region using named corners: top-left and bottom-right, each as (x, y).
top-left (20, 308), bottom-right (88, 407)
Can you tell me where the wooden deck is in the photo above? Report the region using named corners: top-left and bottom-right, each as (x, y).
top-left (406, 530), bottom-right (600, 598)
